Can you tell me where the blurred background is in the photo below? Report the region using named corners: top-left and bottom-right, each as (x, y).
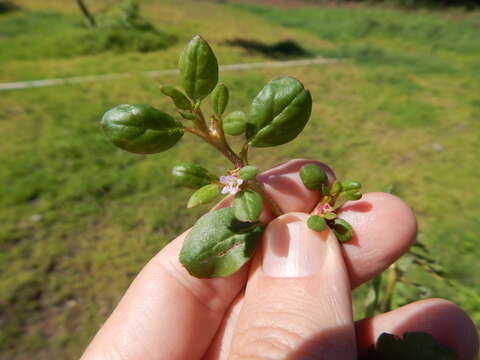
top-left (1, 0), bottom-right (479, 358)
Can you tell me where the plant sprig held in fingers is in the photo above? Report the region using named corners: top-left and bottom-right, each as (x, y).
top-left (99, 35), bottom-right (361, 279)
top-left (300, 163), bottom-right (362, 242)
top-left (98, 35), bottom-right (460, 360)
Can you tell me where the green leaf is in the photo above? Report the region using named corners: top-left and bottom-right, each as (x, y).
top-left (324, 212), bottom-right (337, 220)
top-left (172, 163), bottom-right (216, 189)
top-left (300, 164), bottom-right (328, 190)
top-left (211, 83), bottom-right (229, 115)
top-left (307, 215), bottom-right (326, 232)
top-left (238, 165), bottom-right (258, 180)
top-left (187, 184), bottom-right (220, 208)
top-left (331, 218), bottom-right (353, 243)
top-left (333, 190), bottom-right (363, 210)
top-left (100, 104), bottom-right (183, 154)
top-left (341, 180), bottom-right (362, 191)
top-left (321, 183), bottom-right (330, 197)
top-left (396, 254), bottom-right (415, 274)
top-left (233, 189), bottom-right (263, 222)
top-left (178, 35), bottom-right (218, 101)
top-left (179, 207), bottom-right (263, 278)
top-left (344, 190), bottom-right (362, 201)
top-left (160, 85), bottom-right (192, 110)
top-left (223, 111), bottom-right (246, 136)
top-left (330, 181), bottom-right (342, 197)
top-left (368, 332), bottom-right (457, 360)
top-left (246, 76), bottom-right (312, 147)
top-left (178, 110), bottom-right (197, 120)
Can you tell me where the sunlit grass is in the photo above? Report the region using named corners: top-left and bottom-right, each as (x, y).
top-left (1, 0), bottom-right (479, 358)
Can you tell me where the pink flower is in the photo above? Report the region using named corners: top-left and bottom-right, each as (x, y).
top-left (220, 175), bottom-right (244, 195)
top-left (313, 203), bottom-right (333, 216)
top-left (320, 203), bottom-right (333, 214)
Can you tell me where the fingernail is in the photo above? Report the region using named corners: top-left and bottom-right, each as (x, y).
top-left (262, 213), bottom-right (327, 278)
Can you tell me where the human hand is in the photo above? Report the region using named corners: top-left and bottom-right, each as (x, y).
top-left (81, 159), bottom-right (479, 360)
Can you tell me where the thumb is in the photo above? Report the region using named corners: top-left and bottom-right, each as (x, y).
top-left (228, 213), bottom-right (356, 360)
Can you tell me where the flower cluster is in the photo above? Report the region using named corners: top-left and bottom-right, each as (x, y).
top-left (220, 175), bottom-right (244, 195)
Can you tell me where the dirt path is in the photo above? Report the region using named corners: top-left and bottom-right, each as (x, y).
top-left (209, 0), bottom-right (362, 9)
top-left (0, 57), bottom-right (341, 91)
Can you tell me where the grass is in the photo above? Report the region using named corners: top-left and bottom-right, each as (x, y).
top-left (0, 9), bottom-right (177, 63)
top-left (1, 0), bottom-right (480, 358)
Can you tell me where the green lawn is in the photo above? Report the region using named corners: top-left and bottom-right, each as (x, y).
top-left (1, 1), bottom-right (479, 358)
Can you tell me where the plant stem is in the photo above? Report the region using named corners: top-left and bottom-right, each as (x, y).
top-left (210, 137), bottom-right (243, 168)
top-left (381, 263), bottom-right (398, 312)
top-left (183, 126), bottom-right (207, 139)
top-left (210, 114), bottom-right (243, 168)
top-left (185, 110), bottom-right (243, 168)
top-left (192, 104), bottom-right (209, 134)
top-left (240, 142), bottom-right (249, 165)
top-left (186, 103), bottom-right (283, 215)
top-left (365, 273), bottom-right (383, 318)
top-left (75, 0), bottom-right (97, 27)
top-left (186, 115), bottom-right (283, 219)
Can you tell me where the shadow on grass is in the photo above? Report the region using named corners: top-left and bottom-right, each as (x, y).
top-left (0, 1), bottom-right (19, 14)
top-left (225, 38), bottom-right (312, 59)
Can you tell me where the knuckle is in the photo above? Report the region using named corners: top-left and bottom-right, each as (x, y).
top-left (233, 326), bottom-right (300, 359)
top-left (231, 311), bottom-right (311, 360)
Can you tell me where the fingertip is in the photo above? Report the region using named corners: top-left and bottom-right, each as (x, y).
top-left (342, 191), bottom-right (417, 248)
top-left (356, 298), bottom-right (479, 360)
top-left (406, 298), bottom-right (479, 360)
top-left (338, 192), bottom-right (417, 287)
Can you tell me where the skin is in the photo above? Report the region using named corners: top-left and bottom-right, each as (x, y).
top-left (81, 159), bottom-right (479, 360)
